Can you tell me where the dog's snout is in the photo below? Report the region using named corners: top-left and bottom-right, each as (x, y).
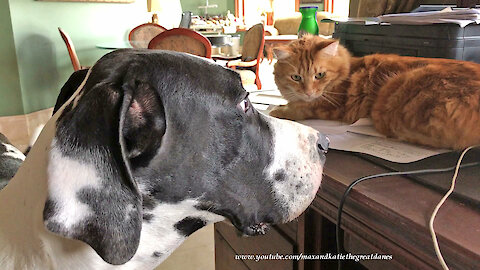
top-left (317, 133), bottom-right (329, 153)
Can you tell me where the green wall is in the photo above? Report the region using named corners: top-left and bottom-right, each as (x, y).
top-left (6, 0), bottom-right (149, 116)
top-left (0, 0), bottom-right (23, 116)
top-left (181, 0), bottom-right (234, 16)
top-left (0, 0), bottom-right (234, 117)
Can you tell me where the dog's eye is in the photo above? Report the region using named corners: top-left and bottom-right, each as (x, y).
top-left (238, 98), bottom-right (251, 113)
top-left (291, 74), bottom-right (302, 82)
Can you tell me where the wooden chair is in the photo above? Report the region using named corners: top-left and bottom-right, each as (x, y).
top-left (148, 28), bottom-right (212, 59)
top-left (128, 23), bottom-right (167, 49)
top-left (58, 27), bottom-right (86, 72)
top-left (226, 23), bottom-right (265, 90)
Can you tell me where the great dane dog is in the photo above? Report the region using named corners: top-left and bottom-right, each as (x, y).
top-left (0, 50), bottom-right (328, 270)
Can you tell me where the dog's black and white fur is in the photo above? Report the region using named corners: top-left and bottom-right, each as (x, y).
top-left (0, 133), bottom-right (25, 190)
top-left (0, 50), bottom-right (328, 270)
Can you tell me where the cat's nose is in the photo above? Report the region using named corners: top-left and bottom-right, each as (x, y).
top-left (317, 133), bottom-right (329, 154)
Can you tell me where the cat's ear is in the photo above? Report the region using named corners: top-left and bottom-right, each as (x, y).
top-left (319, 41), bottom-right (339, 57)
top-left (273, 47), bottom-right (290, 60)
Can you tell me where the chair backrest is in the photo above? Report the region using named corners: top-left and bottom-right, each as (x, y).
top-left (128, 23), bottom-right (167, 48)
top-left (58, 27), bottom-right (81, 72)
top-left (148, 28), bottom-right (212, 58)
top-left (179, 11), bottom-right (192, 29)
top-left (241, 23), bottom-right (265, 62)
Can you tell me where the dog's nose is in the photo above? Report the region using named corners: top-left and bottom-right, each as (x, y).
top-left (317, 133), bottom-right (329, 153)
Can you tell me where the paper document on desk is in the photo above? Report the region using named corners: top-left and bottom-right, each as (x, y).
top-left (300, 118), bottom-right (385, 137)
top-left (248, 89), bottom-right (288, 106)
top-left (378, 7), bottom-right (480, 27)
top-left (299, 118), bottom-right (449, 163)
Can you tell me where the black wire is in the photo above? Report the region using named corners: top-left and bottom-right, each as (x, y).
top-left (336, 161), bottom-right (480, 270)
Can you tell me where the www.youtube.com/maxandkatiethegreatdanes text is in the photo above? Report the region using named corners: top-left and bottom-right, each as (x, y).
top-left (235, 253), bottom-right (393, 262)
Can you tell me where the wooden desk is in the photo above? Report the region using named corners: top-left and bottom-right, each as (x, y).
top-left (214, 150), bottom-right (480, 270)
top-left (264, 35), bottom-right (298, 63)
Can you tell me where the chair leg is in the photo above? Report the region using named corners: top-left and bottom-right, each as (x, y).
top-left (255, 75), bottom-right (262, 90)
top-left (254, 62), bottom-right (262, 90)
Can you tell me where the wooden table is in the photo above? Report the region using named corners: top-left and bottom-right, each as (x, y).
top-left (96, 41), bottom-right (133, 50)
top-left (214, 150), bottom-right (480, 270)
top-left (264, 35), bottom-right (298, 63)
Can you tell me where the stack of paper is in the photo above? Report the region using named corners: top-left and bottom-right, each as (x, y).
top-left (378, 7), bottom-right (480, 27)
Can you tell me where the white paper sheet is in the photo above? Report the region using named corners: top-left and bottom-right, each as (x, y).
top-left (378, 7), bottom-right (480, 27)
top-left (327, 8), bottom-right (480, 27)
top-left (249, 90), bottom-right (288, 106)
top-left (299, 118), bottom-right (449, 163)
top-left (327, 133), bottom-right (448, 163)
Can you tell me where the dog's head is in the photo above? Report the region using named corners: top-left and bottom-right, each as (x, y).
top-left (44, 50), bottom-right (327, 265)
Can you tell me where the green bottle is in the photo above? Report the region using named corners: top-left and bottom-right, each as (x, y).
top-left (298, 6), bottom-right (319, 37)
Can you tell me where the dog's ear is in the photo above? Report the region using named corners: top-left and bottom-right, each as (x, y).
top-left (122, 80), bottom-right (166, 164)
top-left (53, 69), bottom-right (89, 115)
top-left (43, 69), bottom-right (166, 265)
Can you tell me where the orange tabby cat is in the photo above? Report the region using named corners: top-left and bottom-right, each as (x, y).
top-left (270, 35), bottom-right (480, 149)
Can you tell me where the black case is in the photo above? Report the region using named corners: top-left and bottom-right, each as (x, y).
top-left (332, 22), bottom-right (480, 63)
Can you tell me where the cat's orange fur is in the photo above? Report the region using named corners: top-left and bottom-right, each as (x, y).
top-left (271, 35), bottom-right (480, 149)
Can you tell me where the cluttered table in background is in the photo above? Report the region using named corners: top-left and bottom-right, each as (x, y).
top-left (215, 90), bottom-right (480, 270)
top-left (96, 34), bottom-right (241, 59)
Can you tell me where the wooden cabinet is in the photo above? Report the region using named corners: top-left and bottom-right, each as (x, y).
top-left (214, 151), bottom-right (480, 270)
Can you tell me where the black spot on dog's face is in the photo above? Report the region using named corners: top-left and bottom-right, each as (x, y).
top-left (152, 251), bottom-right (162, 258)
top-left (142, 195), bottom-right (156, 211)
top-left (274, 170), bottom-right (286, 182)
top-left (174, 217), bottom-right (207, 236)
top-left (295, 183), bottom-right (303, 191)
top-left (143, 213), bottom-right (153, 223)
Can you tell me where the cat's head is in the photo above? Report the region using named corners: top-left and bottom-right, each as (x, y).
top-left (273, 35), bottom-right (351, 102)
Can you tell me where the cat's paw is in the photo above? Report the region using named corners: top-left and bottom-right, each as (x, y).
top-left (269, 106), bottom-right (300, 120)
top-left (269, 106), bottom-right (288, 119)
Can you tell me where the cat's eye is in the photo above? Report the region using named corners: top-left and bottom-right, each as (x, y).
top-left (291, 75), bottom-right (302, 81)
top-left (315, 72), bottom-right (326, 79)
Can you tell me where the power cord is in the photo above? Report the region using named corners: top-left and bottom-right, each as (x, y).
top-left (429, 146), bottom-right (477, 270)
top-left (335, 147), bottom-right (480, 270)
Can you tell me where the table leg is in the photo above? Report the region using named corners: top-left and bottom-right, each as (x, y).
top-left (265, 43), bottom-right (274, 64)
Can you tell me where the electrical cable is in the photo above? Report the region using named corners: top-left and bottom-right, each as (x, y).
top-left (428, 146), bottom-right (477, 270)
top-left (335, 150), bottom-right (480, 270)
